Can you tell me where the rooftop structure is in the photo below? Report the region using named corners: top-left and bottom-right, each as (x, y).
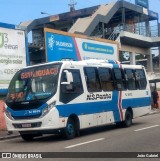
top-left (20, 0), bottom-right (160, 74)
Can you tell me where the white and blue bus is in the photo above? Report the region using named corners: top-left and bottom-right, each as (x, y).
top-left (4, 59), bottom-right (151, 141)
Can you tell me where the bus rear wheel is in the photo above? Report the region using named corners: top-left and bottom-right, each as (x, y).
top-left (64, 119), bottom-right (76, 140)
top-left (124, 110), bottom-right (132, 127)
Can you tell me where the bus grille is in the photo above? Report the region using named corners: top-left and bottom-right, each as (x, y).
top-left (12, 115), bottom-right (41, 120)
top-left (13, 122), bottom-right (42, 129)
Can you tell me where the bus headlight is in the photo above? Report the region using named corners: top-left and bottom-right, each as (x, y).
top-left (4, 109), bottom-right (14, 120)
top-left (41, 101), bottom-right (56, 117)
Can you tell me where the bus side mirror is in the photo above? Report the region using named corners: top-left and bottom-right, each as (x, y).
top-left (61, 70), bottom-right (73, 85)
top-left (61, 70), bottom-right (74, 92)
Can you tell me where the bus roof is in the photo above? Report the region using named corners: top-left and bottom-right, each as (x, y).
top-left (24, 59), bottom-right (144, 70)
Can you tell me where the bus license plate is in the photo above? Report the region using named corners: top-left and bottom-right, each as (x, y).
top-left (21, 123), bottom-right (32, 128)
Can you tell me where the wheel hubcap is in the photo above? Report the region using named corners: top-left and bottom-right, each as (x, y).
top-left (67, 124), bottom-right (74, 135)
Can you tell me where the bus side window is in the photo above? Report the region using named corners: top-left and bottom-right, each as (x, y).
top-left (84, 67), bottom-right (101, 92)
top-left (60, 69), bottom-right (84, 104)
top-left (98, 68), bottom-right (114, 91)
top-left (125, 69), bottom-right (137, 90)
top-left (72, 71), bottom-right (84, 93)
top-left (113, 68), bottom-right (126, 91)
top-left (135, 69), bottom-right (147, 89)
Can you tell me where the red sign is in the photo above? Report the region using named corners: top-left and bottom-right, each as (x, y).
top-left (21, 67), bottom-right (58, 79)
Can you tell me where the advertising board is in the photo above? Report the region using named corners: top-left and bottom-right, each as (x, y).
top-left (0, 27), bottom-right (26, 93)
top-left (135, 0), bottom-right (149, 9)
top-left (148, 10), bottom-right (159, 19)
top-left (44, 28), bottom-right (118, 62)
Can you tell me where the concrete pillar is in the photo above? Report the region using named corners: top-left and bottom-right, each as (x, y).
top-left (147, 49), bottom-right (153, 72)
top-left (130, 52), bottom-right (136, 65)
top-left (122, 0), bottom-right (125, 30)
top-left (145, 20), bottom-right (150, 37)
top-left (102, 22), bottom-right (105, 38)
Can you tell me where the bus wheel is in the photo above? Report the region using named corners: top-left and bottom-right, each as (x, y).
top-left (124, 110), bottom-right (132, 127)
top-left (64, 119), bottom-right (76, 140)
top-left (20, 133), bottom-right (34, 141)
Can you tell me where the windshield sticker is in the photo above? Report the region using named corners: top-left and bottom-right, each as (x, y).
top-left (9, 92), bottom-right (24, 100)
top-left (20, 67), bottom-right (59, 79)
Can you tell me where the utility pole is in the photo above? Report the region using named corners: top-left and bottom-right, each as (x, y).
top-left (122, 0), bottom-right (125, 30)
top-left (68, 0), bottom-right (77, 12)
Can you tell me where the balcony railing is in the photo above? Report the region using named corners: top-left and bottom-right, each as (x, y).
top-left (108, 23), bottom-right (159, 40)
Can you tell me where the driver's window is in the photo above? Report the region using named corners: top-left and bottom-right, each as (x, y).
top-left (60, 69), bottom-right (84, 104)
top-left (61, 69), bottom-right (83, 93)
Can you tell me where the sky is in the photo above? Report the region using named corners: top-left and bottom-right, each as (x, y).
top-left (0, 0), bottom-right (160, 25)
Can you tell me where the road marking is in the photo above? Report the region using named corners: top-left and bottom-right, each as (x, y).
top-left (134, 125), bottom-right (159, 132)
top-left (65, 138), bottom-right (105, 149)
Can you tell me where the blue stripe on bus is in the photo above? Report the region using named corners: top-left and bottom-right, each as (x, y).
top-left (7, 103), bottom-right (48, 117)
top-left (113, 90), bottom-right (120, 122)
top-left (7, 97), bottom-right (151, 122)
top-left (112, 64), bottom-right (119, 68)
top-left (122, 97), bottom-right (151, 109)
top-left (108, 60), bottom-right (116, 64)
top-left (56, 97), bottom-right (151, 119)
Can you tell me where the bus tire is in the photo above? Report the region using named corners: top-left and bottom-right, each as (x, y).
top-left (20, 133), bottom-right (34, 141)
top-left (124, 110), bottom-right (132, 127)
top-left (64, 119), bottom-right (76, 140)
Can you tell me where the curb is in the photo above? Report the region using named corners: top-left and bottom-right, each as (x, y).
top-left (149, 109), bottom-right (160, 115)
top-left (0, 133), bottom-right (20, 141)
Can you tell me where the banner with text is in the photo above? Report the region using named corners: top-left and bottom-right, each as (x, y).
top-left (0, 27), bottom-right (26, 91)
top-left (45, 29), bottom-right (118, 62)
top-left (135, 0), bottom-right (149, 9)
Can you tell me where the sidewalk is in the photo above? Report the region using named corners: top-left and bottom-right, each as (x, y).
top-left (0, 100), bottom-right (20, 140)
top-left (149, 108), bottom-right (160, 114)
top-left (0, 130), bottom-right (20, 140)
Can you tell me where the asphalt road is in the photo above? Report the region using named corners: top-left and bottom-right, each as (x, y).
top-left (0, 113), bottom-right (160, 161)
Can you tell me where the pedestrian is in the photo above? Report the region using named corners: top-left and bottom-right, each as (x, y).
top-left (151, 89), bottom-right (159, 109)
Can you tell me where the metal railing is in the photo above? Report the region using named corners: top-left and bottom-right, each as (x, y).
top-left (108, 23), bottom-right (159, 40)
top-left (108, 24), bottom-right (122, 40)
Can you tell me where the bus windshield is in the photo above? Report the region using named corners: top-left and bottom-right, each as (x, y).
top-left (6, 63), bottom-right (61, 103)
